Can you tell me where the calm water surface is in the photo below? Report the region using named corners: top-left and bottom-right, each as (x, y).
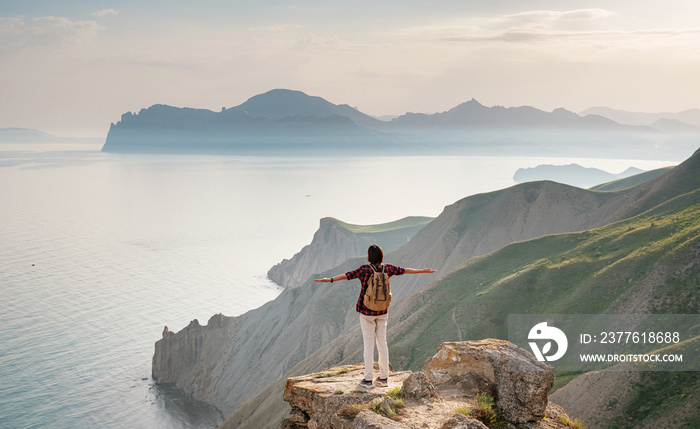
top-left (0, 144), bottom-right (674, 428)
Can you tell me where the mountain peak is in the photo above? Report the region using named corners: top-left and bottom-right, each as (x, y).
top-left (462, 98), bottom-right (485, 107)
top-left (233, 89), bottom-right (333, 118)
top-left (445, 98), bottom-right (487, 115)
top-left (229, 89), bottom-right (381, 128)
top-left (250, 88), bottom-right (313, 101)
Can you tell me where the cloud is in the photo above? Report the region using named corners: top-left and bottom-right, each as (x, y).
top-left (383, 9), bottom-right (615, 42)
top-left (0, 17), bottom-right (25, 32)
top-left (442, 27), bottom-right (700, 45)
top-left (501, 9), bottom-right (615, 26)
top-left (248, 24), bottom-right (304, 33)
top-left (92, 9), bottom-right (118, 17)
top-left (0, 16), bottom-right (103, 55)
top-left (296, 32), bottom-right (341, 49)
top-left (352, 68), bottom-right (434, 80)
top-left (430, 9), bottom-right (700, 51)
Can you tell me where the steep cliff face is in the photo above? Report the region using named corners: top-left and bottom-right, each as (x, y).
top-left (153, 314), bottom-right (240, 399)
top-left (268, 217), bottom-right (432, 288)
top-left (152, 278), bottom-right (365, 417)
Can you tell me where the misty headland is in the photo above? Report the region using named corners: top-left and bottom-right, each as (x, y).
top-left (101, 89), bottom-right (698, 161)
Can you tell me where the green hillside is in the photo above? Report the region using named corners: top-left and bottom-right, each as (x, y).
top-left (549, 335), bottom-right (700, 428)
top-left (590, 166), bottom-right (674, 191)
top-left (334, 216), bottom-right (434, 234)
top-left (389, 189), bottom-right (700, 369)
top-left (614, 336), bottom-right (700, 428)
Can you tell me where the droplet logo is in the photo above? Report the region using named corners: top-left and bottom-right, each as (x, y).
top-left (528, 322), bottom-right (568, 362)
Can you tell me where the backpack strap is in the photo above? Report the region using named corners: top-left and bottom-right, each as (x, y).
top-left (369, 263), bottom-right (384, 273)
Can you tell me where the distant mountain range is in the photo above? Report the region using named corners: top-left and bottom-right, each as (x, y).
top-left (389, 98), bottom-right (630, 130)
top-left (102, 89), bottom-right (690, 158)
top-left (589, 166), bottom-right (675, 191)
top-left (0, 128), bottom-right (101, 144)
top-left (513, 164), bottom-right (647, 188)
top-left (581, 106), bottom-right (700, 131)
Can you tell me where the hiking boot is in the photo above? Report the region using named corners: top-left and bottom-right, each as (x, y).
top-left (374, 377), bottom-right (388, 387)
top-left (358, 379), bottom-right (374, 391)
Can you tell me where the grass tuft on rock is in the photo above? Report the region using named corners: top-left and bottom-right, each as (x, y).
top-left (313, 367), bottom-right (351, 379)
top-left (454, 394), bottom-right (509, 429)
top-left (554, 414), bottom-right (586, 429)
top-left (387, 387), bottom-right (402, 399)
top-left (338, 403), bottom-right (369, 420)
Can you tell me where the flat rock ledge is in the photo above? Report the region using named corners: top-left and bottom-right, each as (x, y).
top-left (282, 339), bottom-right (577, 429)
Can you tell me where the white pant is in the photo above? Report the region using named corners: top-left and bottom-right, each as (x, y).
top-left (359, 313), bottom-right (389, 381)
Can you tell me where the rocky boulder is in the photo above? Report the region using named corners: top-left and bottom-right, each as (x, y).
top-left (282, 341), bottom-right (571, 428)
top-left (401, 372), bottom-right (436, 400)
top-left (422, 340), bottom-right (555, 424)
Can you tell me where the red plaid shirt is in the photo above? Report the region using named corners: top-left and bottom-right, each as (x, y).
top-left (345, 263), bottom-right (405, 316)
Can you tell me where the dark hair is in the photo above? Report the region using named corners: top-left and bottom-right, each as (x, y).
top-left (367, 244), bottom-right (384, 265)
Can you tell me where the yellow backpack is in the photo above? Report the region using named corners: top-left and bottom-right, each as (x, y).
top-left (363, 264), bottom-right (392, 311)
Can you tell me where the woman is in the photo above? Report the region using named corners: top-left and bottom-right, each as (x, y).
top-left (315, 244), bottom-right (435, 390)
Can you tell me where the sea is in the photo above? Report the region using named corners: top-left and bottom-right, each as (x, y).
top-left (0, 143), bottom-right (676, 428)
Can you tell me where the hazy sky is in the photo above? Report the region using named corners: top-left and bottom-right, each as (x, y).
top-left (1, 0), bottom-right (699, 137)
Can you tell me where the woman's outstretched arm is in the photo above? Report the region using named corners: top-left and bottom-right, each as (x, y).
top-left (404, 268), bottom-right (436, 274)
top-left (315, 268), bottom-right (435, 282)
top-left (314, 274), bottom-right (348, 283)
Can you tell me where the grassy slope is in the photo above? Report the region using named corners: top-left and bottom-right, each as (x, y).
top-left (388, 189), bottom-right (700, 370)
top-left (621, 371), bottom-right (700, 429)
top-left (551, 336), bottom-right (700, 429)
top-left (334, 216), bottom-right (434, 234)
top-left (590, 167), bottom-right (674, 191)
top-left (334, 216), bottom-right (436, 256)
top-left (617, 336), bottom-right (700, 428)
